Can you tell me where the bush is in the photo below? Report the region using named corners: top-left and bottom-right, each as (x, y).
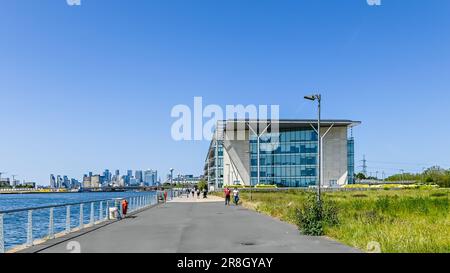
top-left (222, 185), bottom-right (249, 189)
top-left (197, 180), bottom-right (208, 191)
top-left (255, 184), bottom-right (278, 189)
top-left (295, 194), bottom-right (339, 236)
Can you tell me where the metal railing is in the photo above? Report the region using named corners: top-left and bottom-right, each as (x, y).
top-left (0, 192), bottom-right (165, 253)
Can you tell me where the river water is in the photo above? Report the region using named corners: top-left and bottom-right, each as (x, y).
top-left (0, 191), bottom-right (156, 251)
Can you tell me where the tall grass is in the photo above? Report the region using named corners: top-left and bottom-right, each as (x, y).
top-left (214, 189), bottom-right (450, 253)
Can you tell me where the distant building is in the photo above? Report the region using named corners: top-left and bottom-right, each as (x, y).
top-left (91, 175), bottom-right (101, 188)
top-left (57, 175), bottom-right (63, 189)
top-left (23, 182), bottom-right (36, 188)
top-left (103, 169), bottom-right (111, 184)
top-left (11, 179), bottom-right (20, 188)
top-left (71, 178), bottom-right (80, 189)
top-left (172, 175), bottom-right (203, 185)
top-left (118, 176), bottom-right (126, 187)
top-left (124, 170), bottom-right (133, 186)
top-left (0, 178), bottom-right (10, 187)
top-left (83, 175), bottom-right (91, 188)
top-left (129, 178), bottom-right (140, 186)
top-left (50, 174), bottom-right (56, 189)
top-left (135, 170), bottom-right (143, 183)
top-left (144, 170), bottom-right (157, 186)
top-left (63, 176), bottom-right (70, 189)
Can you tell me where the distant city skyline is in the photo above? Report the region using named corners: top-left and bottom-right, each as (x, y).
top-left (1, 1), bottom-right (450, 185)
top-left (50, 168), bottom-right (165, 189)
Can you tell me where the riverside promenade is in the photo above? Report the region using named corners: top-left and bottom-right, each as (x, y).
top-left (23, 196), bottom-right (359, 253)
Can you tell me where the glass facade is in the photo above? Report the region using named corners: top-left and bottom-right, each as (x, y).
top-left (207, 142), bottom-right (223, 188)
top-left (250, 128), bottom-right (318, 187)
top-left (347, 137), bottom-right (355, 184)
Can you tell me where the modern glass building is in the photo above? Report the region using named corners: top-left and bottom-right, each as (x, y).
top-left (205, 142), bottom-right (224, 188)
top-left (204, 119), bottom-right (360, 189)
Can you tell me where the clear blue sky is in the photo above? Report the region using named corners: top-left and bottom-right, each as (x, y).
top-left (1, 0), bottom-right (449, 185)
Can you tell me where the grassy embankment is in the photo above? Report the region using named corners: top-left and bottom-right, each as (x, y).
top-left (213, 188), bottom-right (450, 253)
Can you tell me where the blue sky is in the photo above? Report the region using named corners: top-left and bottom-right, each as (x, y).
top-left (1, 0), bottom-right (449, 184)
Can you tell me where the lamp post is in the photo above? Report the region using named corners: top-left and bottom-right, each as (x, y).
top-left (400, 169), bottom-right (405, 182)
top-left (169, 168), bottom-right (174, 185)
top-left (304, 94), bottom-right (321, 202)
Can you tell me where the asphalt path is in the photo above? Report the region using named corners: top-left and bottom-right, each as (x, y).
top-left (38, 197), bottom-right (359, 253)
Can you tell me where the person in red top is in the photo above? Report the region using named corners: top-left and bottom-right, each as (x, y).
top-left (121, 199), bottom-right (129, 217)
top-left (224, 187), bottom-right (231, 206)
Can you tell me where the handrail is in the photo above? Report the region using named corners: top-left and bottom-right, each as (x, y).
top-left (0, 191), bottom-right (175, 253)
top-left (0, 197), bottom-right (128, 214)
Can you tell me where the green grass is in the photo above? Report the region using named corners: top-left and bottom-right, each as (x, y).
top-left (212, 188), bottom-right (450, 253)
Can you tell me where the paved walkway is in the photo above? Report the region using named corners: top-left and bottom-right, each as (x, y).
top-left (36, 197), bottom-right (359, 253)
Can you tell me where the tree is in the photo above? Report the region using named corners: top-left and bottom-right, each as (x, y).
top-left (197, 180), bottom-right (208, 191)
top-left (384, 166), bottom-right (450, 188)
top-left (355, 173), bottom-right (366, 180)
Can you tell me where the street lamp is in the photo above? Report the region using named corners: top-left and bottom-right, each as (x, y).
top-left (169, 168), bottom-right (174, 185)
top-left (304, 94), bottom-right (322, 202)
top-left (400, 169), bottom-right (405, 182)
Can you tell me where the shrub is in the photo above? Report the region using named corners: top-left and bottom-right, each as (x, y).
top-left (222, 185), bottom-right (249, 189)
top-left (295, 194), bottom-right (339, 236)
top-left (431, 192), bottom-right (448, 198)
top-left (197, 180), bottom-right (208, 191)
top-left (375, 196), bottom-right (390, 212)
top-left (352, 194), bottom-right (368, 198)
top-left (255, 184), bottom-right (278, 189)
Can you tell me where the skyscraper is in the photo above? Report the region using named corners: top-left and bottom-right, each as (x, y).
top-left (144, 170), bottom-right (158, 186)
top-left (63, 175), bottom-right (70, 189)
top-left (135, 170), bottom-right (143, 183)
top-left (126, 170), bottom-right (133, 186)
top-left (91, 175), bottom-right (101, 188)
top-left (119, 176), bottom-right (126, 187)
top-left (83, 174), bottom-right (91, 188)
top-left (56, 175), bottom-right (63, 189)
top-left (50, 174), bottom-right (56, 189)
top-left (71, 178), bottom-right (80, 189)
top-left (103, 169), bottom-right (111, 184)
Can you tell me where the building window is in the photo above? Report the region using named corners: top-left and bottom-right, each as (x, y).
top-left (250, 128), bottom-right (318, 187)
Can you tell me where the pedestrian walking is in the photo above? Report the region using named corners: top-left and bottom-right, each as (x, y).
top-left (233, 187), bottom-right (240, 205)
top-left (224, 187), bottom-right (231, 206)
